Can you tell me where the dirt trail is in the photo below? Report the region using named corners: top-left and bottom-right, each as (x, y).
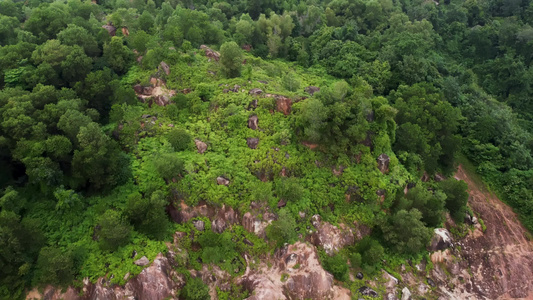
top-left (453, 165), bottom-right (533, 299)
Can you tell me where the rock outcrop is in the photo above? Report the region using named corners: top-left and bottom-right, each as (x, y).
top-left (240, 242), bottom-right (351, 300)
top-left (308, 215), bottom-right (354, 255)
top-left (211, 204), bottom-right (238, 233)
top-left (200, 45), bottom-right (220, 61)
top-left (429, 228), bottom-right (453, 251)
top-left (377, 153), bottom-right (390, 174)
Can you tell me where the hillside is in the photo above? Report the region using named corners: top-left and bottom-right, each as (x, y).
top-left (0, 0), bottom-right (532, 299)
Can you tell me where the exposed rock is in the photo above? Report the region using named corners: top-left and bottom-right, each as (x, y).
top-left (383, 271), bottom-right (399, 290)
top-left (309, 217), bottom-right (354, 255)
top-left (241, 242), bottom-right (351, 300)
top-left (434, 173), bottom-right (445, 182)
top-left (134, 256), bottom-right (150, 266)
top-left (386, 293), bottom-right (399, 300)
top-left (429, 228), bottom-right (453, 251)
top-left (192, 220), bottom-right (205, 231)
top-left (356, 272), bottom-right (364, 280)
top-left (305, 86), bottom-right (320, 96)
top-left (195, 139), bottom-right (207, 154)
top-left (166, 200), bottom-right (213, 224)
top-left (401, 287), bottom-right (411, 300)
top-left (200, 45), bottom-right (220, 61)
top-left (133, 84), bottom-right (143, 94)
top-left (121, 27), bottom-right (129, 36)
top-left (377, 154), bottom-right (390, 174)
top-left (248, 115), bottom-right (258, 130)
top-left (217, 176), bottom-right (230, 186)
top-left (247, 138), bottom-right (259, 149)
top-left (249, 88), bottom-right (263, 96)
top-left (421, 171), bottom-right (430, 182)
top-left (211, 205), bottom-right (237, 233)
top-left (417, 283), bottom-right (429, 295)
top-left (102, 23), bottom-right (116, 36)
top-left (358, 286), bottom-right (378, 297)
top-left (232, 84), bottom-right (240, 92)
top-left (242, 44), bottom-right (252, 51)
top-left (159, 61), bottom-right (170, 75)
top-left (276, 96), bottom-right (292, 115)
top-left (277, 198), bottom-right (287, 208)
top-left (242, 211), bottom-right (277, 238)
top-left (223, 89), bottom-right (230, 93)
top-left (258, 80), bottom-right (268, 84)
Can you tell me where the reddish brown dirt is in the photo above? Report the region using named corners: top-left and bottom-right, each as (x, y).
top-left (455, 165), bottom-right (533, 299)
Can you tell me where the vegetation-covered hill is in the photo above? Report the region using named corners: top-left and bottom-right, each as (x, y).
top-left (0, 0), bottom-right (532, 299)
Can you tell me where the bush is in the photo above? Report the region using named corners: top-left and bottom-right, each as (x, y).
top-left (265, 209), bottom-right (298, 249)
top-left (166, 128), bottom-right (192, 151)
top-left (322, 254), bottom-right (348, 281)
top-left (181, 277), bottom-right (210, 300)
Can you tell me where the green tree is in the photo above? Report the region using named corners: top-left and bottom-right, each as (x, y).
top-left (381, 209), bottom-right (432, 255)
top-left (57, 24), bottom-right (100, 57)
top-left (166, 128), bottom-right (192, 151)
top-left (125, 191), bottom-right (170, 239)
top-left (322, 254), bottom-right (348, 281)
top-left (439, 179), bottom-right (469, 222)
top-left (266, 209), bottom-right (298, 248)
top-left (153, 153), bottom-right (184, 180)
top-left (61, 46), bottom-right (92, 86)
top-left (33, 247), bottom-right (74, 286)
top-left (97, 209), bottom-right (132, 251)
top-left (103, 36), bottom-right (133, 74)
top-left (220, 41), bottom-right (243, 78)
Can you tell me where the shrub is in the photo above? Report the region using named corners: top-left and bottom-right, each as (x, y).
top-left (166, 128), bottom-right (192, 151)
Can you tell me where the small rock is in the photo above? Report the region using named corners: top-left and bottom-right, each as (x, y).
top-left (356, 272), bottom-right (364, 280)
top-left (195, 139), bottom-right (207, 154)
top-left (247, 138), bottom-right (259, 149)
top-left (305, 86), bottom-right (320, 96)
top-left (298, 211), bottom-right (306, 219)
top-left (248, 115), bottom-right (258, 130)
top-left (123, 272), bottom-right (130, 281)
top-left (159, 61), bottom-right (170, 75)
top-left (131, 250), bottom-right (137, 258)
top-left (258, 80), bottom-right (268, 84)
top-left (193, 220), bottom-right (205, 231)
top-left (401, 287), bottom-right (411, 300)
top-left (249, 88), bottom-right (263, 96)
top-left (134, 256), bottom-right (149, 266)
top-left (377, 153), bottom-right (390, 174)
top-left (417, 283), bottom-right (429, 295)
top-left (386, 293), bottom-right (399, 300)
top-left (427, 277), bottom-right (436, 287)
top-left (217, 176), bottom-right (230, 186)
top-left (243, 238), bottom-right (254, 246)
top-left (358, 286), bottom-right (378, 297)
top-left (471, 216), bottom-right (478, 224)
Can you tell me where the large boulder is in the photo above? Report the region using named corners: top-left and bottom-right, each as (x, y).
top-left (309, 215), bottom-right (354, 255)
top-left (377, 153), bottom-right (390, 174)
top-left (134, 256), bottom-right (150, 266)
top-left (276, 96), bottom-right (292, 115)
top-left (102, 24), bottom-right (117, 36)
top-left (429, 228), bottom-right (453, 251)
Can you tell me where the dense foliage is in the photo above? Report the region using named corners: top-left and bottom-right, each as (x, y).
top-left (0, 0), bottom-right (532, 298)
